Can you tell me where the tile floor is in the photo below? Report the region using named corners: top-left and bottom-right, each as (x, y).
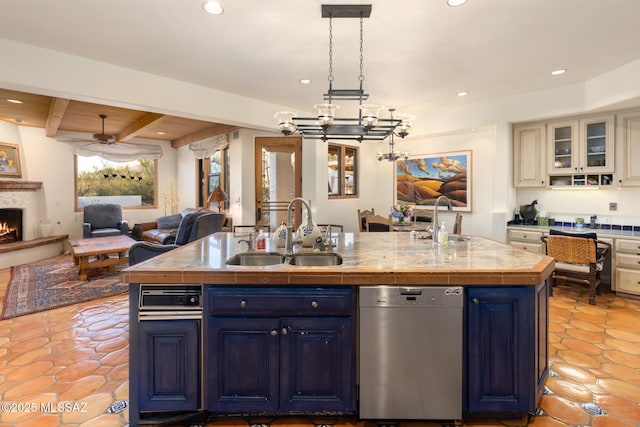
top-left (0, 274), bottom-right (638, 427)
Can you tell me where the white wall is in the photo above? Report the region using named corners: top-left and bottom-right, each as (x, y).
top-left (2, 38), bottom-right (640, 246)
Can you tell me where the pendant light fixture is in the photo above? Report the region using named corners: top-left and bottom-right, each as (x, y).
top-left (377, 109), bottom-right (411, 161)
top-left (275, 4), bottom-right (416, 144)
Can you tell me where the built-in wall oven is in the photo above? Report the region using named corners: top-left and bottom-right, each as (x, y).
top-left (135, 285), bottom-right (204, 425)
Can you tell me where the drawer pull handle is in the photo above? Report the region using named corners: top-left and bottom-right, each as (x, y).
top-left (281, 327), bottom-right (288, 336)
top-left (240, 300), bottom-right (247, 308)
top-left (472, 298), bottom-right (479, 305)
top-left (311, 301), bottom-right (319, 308)
top-left (270, 329), bottom-right (278, 336)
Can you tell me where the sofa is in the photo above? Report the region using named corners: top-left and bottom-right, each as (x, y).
top-left (133, 208), bottom-right (230, 244)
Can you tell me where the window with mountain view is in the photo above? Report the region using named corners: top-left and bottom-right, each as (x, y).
top-left (75, 156), bottom-right (157, 210)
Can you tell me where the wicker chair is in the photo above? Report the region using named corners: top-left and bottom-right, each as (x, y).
top-left (541, 234), bottom-right (611, 305)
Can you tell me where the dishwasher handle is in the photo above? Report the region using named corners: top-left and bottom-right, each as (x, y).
top-left (399, 288), bottom-right (423, 296)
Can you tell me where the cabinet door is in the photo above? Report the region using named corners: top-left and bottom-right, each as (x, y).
top-left (617, 112), bottom-right (640, 186)
top-left (280, 317), bottom-right (356, 414)
top-left (466, 287), bottom-right (537, 414)
top-left (513, 124), bottom-right (546, 187)
top-left (206, 317), bottom-right (280, 414)
top-left (547, 120), bottom-right (578, 174)
top-left (138, 320), bottom-right (200, 412)
top-left (580, 114), bottom-right (614, 173)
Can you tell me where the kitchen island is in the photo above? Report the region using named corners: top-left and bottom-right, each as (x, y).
top-left (123, 232), bottom-right (554, 426)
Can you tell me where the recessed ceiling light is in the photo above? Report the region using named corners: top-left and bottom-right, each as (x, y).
top-left (551, 69), bottom-right (566, 76)
top-left (457, 91), bottom-right (468, 97)
top-left (156, 131), bottom-right (166, 135)
top-left (299, 78), bottom-right (312, 85)
top-left (447, 0), bottom-right (469, 6)
top-left (6, 99), bottom-right (23, 104)
top-left (202, 1), bottom-right (223, 15)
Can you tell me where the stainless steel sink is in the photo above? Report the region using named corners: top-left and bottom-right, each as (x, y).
top-left (448, 235), bottom-right (470, 242)
top-left (225, 252), bottom-right (285, 266)
top-left (289, 252), bottom-right (343, 266)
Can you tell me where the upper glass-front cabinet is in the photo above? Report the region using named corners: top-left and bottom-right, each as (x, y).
top-left (547, 115), bottom-right (614, 174)
top-left (547, 120), bottom-right (578, 174)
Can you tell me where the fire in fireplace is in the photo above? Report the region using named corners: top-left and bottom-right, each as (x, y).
top-left (0, 208), bottom-right (22, 244)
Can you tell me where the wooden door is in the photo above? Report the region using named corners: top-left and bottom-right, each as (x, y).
top-left (254, 137), bottom-right (302, 230)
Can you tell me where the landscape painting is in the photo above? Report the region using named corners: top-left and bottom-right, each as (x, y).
top-left (396, 150), bottom-right (471, 212)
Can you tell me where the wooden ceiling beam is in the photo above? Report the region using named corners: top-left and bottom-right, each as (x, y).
top-left (44, 98), bottom-right (70, 137)
top-left (171, 124), bottom-right (239, 148)
top-left (117, 113), bottom-right (166, 142)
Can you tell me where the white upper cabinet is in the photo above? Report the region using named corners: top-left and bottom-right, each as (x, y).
top-left (514, 123), bottom-right (546, 187)
top-left (547, 120), bottom-right (578, 174)
top-left (616, 111), bottom-right (640, 186)
top-left (547, 115), bottom-right (614, 174)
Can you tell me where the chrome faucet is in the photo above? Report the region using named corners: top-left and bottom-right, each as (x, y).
top-left (238, 233), bottom-right (254, 252)
top-left (285, 197), bottom-right (314, 256)
top-left (432, 195), bottom-right (453, 236)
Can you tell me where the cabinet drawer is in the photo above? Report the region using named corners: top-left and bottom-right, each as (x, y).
top-left (615, 239), bottom-right (640, 253)
top-left (208, 286), bottom-right (353, 317)
top-left (508, 229), bottom-right (544, 243)
top-left (510, 242), bottom-right (544, 253)
top-left (616, 253), bottom-right (640, 269)
top-left (615, 268), bottom-right (640, 296)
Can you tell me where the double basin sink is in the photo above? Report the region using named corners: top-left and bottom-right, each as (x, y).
top-left (226, 251), bottom-right (343, 267)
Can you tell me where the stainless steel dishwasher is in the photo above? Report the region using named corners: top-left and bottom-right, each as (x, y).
top-left (359, 286), bottom-right (463, 420)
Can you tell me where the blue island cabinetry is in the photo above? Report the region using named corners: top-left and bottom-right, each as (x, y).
top-left (465, 281), bottom-right (549, 417)
top-left (205, 286), bottom-right (357, 416)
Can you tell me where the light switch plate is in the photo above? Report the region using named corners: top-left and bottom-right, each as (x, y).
top-left (609, 202), bottom-right (617, 211)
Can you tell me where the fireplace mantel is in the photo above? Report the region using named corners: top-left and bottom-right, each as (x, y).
top-left (0, 180), bottom-right (43, 191)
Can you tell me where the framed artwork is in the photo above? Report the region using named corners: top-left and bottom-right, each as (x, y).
top-left (396, 150), bottom-right (472, 212)
top-left (0, 142), bottom-right (21, 178)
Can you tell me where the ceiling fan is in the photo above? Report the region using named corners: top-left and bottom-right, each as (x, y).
top-left (58, 114), bottom-right (117, 145)
top-left (90, 114), bottom-right (117, 144)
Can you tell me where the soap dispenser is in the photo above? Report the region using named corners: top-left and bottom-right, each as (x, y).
top-left (255, 229), bottom-right (266, 250)
top-left (438, 222), bottom-right (448, 244)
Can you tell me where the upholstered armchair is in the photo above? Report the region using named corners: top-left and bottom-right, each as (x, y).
top-left (82, 203), bottom-right (129, 238)
top-left (129, 211), bottom-right (224, 265)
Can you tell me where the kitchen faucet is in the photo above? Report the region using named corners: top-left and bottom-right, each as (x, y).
top-left (285, 197), bottom-right (314, 256)
top-left (432, 195), bottom-right (453, 237)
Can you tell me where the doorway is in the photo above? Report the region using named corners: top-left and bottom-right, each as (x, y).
top-left (254, 137), bottom-right (302, 230)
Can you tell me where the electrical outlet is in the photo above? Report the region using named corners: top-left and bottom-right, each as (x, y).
top-left (601, 216), bottom-right (611, 224)
top-left (609, 202), bottom-right (617, 211)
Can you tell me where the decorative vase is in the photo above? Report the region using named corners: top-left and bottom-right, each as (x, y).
top-left (399, 217), bottom-right (405, 225)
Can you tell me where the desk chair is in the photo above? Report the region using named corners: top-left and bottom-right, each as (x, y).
top-left (357, 208), bottom-right (375, 232)
top-left (541, 234), bottom-right (611, 305)
top-left (366, 214), bottom-right (393, 232)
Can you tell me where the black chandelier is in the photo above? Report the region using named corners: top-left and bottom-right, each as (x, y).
top-left (377, 109), bottom-right (410, 161)
top-left (275, 4), bottom-right (415, 143)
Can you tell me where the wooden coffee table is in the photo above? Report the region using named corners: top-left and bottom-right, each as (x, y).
top-left (68, 235), bottom-right (136, 280)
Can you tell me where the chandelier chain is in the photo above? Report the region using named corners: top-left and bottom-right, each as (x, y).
top-left (328, 15), bottom-right (334, 84)
top-left (359, 14), bottom-right (364, 83)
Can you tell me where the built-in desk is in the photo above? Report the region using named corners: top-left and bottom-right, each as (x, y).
top-left (507, 225), bottom-right (640, 297)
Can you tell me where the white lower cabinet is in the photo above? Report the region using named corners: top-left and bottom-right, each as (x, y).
top-left (615, 239), bottom-right (640, 296)
top-left (507, 229), bottom-right (544, 253)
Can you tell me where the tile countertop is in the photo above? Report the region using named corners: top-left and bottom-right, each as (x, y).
top-left (508, 224), bottom-right (640, 239)
top-left (122, 233), bottom-right (554, 286)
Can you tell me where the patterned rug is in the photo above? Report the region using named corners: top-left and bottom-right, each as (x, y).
top-left (1, 255), bottom-right (128, 319)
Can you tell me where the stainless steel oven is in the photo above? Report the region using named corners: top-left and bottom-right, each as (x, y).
top-left (138, 285), bottom-right (203, 320)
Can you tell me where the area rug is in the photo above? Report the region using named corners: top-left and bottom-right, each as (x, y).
top-left (1, 255), bottom-right (128, 319)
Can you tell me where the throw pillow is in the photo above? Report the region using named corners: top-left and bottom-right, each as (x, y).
top-left (157, 213), bottom-right (182, 229)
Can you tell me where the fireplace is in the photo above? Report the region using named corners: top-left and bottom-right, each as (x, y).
top-left (0, 208), bottom-right (23, 244)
